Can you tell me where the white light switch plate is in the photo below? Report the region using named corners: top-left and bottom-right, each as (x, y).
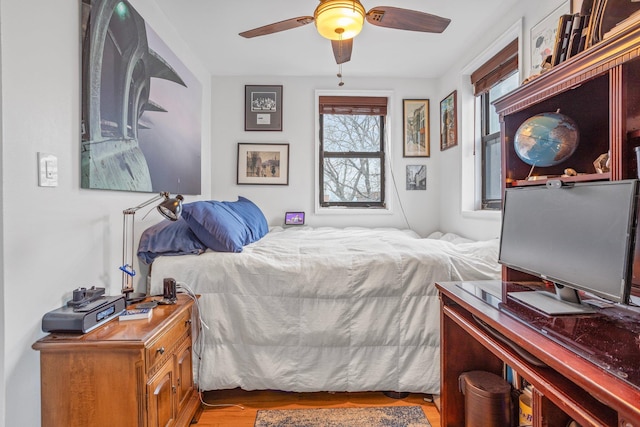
top-left (38, 152), bottom-right (58, 187)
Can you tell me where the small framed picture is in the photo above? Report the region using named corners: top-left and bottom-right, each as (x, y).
top-left (406, 165), bottom-right (427, 190)
top-left (245, 85), bottom-right (283, 131)
top-left (440, 90), bottom-right (458, 151)
top-left (403, 99), bottom-right (430, 157)
top-left (237, 143), bottom-right (289, 185)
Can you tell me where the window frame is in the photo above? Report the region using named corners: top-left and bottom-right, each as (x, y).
top-left (314, 90), bottom-right (394, 215)
top-left (473, 39), bottom-right (518, 212)
top-left (319, 113), bottom-right (386, 208)
top-left (459, 19), bottom-right (522, 218)
top-left (480, 93), bottom-right (503, 210)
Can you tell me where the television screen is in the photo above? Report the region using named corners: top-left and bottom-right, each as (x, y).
top-left (499, 179), bottom-right (638, 306)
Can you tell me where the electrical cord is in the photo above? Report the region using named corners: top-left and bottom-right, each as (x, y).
top-left (176, 281), bottom-right (245, 410)
top-left (385, 131), bottom-right (412, 230)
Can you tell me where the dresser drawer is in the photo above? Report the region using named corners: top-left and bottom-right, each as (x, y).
top-left (146, 307), bottom-right (192, 371)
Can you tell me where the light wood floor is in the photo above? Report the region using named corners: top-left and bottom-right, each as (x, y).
top-left (195, 389), bottom-right (441, 426)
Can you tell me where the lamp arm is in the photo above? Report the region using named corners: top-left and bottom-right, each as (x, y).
top-left (123, 192), bottom-right (169, 214)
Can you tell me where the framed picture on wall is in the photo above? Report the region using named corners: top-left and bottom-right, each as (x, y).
top-left (403, 99), bottom-right (430, 157)
top-left (245, 85), bottom-right (283, 131)
top-left (80, 0), bottom-right (202, 194)
top-left (237, 143), bottom-right (289, 185)
top-left (406, 165), bottom-right (427, 190)
top-left (440, 91), bottom-right (458, 151)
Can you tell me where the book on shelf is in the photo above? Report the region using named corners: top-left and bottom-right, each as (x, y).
top-left (566, 14), bottom-right (588, 59)
top-left (119, 307), bottom-right (153, 321)
top-left (576, 14), bottom-right (591, 54)
top-left (551, 14), bottom-right (575, 66)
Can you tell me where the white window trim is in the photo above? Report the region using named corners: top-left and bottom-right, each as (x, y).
top-left (459, 18), bottom-right (523, 220)
top-left (314, 89), bottom-right (395, 215)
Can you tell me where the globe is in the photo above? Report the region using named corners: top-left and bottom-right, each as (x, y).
top-left (514, 111), bottom-right (579, 167)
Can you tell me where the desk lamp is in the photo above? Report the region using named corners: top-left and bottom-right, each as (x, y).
top-left (120, 192), bottom-right (183, 304)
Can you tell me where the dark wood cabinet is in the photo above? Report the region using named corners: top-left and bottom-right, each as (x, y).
top-left (494, 21), bottom-right (640, 296)
top-left (32, 295), bottom-right (200, 427)
top-left (437, 281), bottom-right (640, 427)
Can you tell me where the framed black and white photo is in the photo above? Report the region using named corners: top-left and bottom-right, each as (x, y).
top-left (237, 143), bottom-right (289, 185)
top-left (406, 165), bottom-right (426, 190)
top-left (245, 85), bottom-right (283, 131)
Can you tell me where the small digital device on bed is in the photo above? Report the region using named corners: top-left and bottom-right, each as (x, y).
top-left (285, 212), bottom-right (305, 225)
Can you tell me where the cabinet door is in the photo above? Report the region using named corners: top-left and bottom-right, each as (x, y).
top-left (147, 361), bottom-right (176, 427)
top-left (175, 341), bottom-right (195, 413)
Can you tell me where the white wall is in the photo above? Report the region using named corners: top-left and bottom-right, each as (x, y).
top-left (0, 1), bottom-right (211, 426)
top-left (211, 76), bottom-right (441, 237)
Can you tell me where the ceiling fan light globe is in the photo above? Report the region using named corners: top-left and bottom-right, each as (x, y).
top-left (314, 0), bottom-right (365, 40)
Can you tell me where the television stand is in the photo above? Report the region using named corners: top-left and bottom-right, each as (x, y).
top-left (437, 280), bottom-right (640, 427)
top-left (507, 290), bottom-right (596, 315)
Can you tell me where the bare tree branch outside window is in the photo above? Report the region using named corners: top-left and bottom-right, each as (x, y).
top-left (320, 114), bottom-right (384, 206)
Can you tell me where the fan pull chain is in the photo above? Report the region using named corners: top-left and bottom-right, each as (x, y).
top-left (337, 34), bottom-right (345, 86)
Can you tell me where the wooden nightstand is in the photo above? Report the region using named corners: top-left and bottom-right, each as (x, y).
top-left (33, 294), bottom-right (201, 427)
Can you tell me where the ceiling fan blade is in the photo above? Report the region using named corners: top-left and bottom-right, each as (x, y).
top-left (331, 38), bottom-right (353, 64)
top-left (366, 7), bottom-right (451, 33)
top-left (239, 16), bottom-right (314, 38)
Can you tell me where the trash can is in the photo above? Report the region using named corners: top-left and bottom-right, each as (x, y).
top-left (459, 370), bottom-right (512, 427)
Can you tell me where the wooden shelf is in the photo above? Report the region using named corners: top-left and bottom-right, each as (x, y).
top-left (509, 172), bottom-right (610, 187)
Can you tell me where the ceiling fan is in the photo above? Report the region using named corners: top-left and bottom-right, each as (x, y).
top-left (239, 0), bottom-right (451, 65)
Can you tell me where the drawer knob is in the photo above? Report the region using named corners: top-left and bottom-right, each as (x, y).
top-left (185, 319), bottom-right (192, 327)
top-left (156, 347), bottom-right (165, 355)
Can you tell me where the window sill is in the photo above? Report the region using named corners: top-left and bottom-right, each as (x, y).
top-left (461, 209), bottom-right (501, 221)
top-left (315, 206), bottom-right (393, 215)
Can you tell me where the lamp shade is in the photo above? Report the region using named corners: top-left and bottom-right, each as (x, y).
top-left (314, 0), bottom-right (365, 40)
top-left (158, 194), bottom-right (184, 221)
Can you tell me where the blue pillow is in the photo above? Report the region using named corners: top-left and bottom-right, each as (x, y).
top-left (181, 201), bottom-right (249, 252)
top-left (223, 196), bottom-right (268, 243)
top-left (137, 218), bottom-right (207, 264)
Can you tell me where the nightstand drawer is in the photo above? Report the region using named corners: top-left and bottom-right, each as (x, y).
top-left (146, 307), bottom-right (192, 370)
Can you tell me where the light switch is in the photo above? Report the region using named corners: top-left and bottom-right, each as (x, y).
top-left (38, 152), bottom-right (58, 187)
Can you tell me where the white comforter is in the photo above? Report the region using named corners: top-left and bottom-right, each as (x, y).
top-left (149, 227), bottom-right (500, 393)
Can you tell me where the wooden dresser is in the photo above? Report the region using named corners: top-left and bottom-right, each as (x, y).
top-left (33, 294), bottom-right (201, 427)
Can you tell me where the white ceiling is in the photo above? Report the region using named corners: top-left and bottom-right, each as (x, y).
top-left (151, 0), bottom-right (521, 79)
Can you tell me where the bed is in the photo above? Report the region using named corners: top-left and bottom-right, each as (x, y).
top-left (143, 209), bottom-right (500, 394)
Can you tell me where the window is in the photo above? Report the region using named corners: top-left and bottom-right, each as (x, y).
top-left (318, 95), bottom-right (387, 208)
top-left (471, 39), bottom-right (519, 210)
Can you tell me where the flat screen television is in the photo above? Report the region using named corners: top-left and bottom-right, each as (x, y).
top-left (499, 179), bottom-right (639, 314)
